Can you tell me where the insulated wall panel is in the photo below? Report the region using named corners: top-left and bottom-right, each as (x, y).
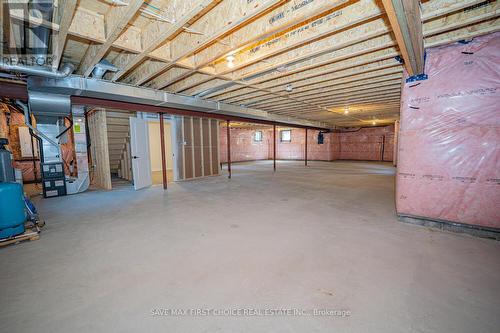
top-left (396, 32), bottom-right (500, 229)
top-left (338, 126), bottom-right (394, 161)
top-left (219, 127), bottom-right (336, 162)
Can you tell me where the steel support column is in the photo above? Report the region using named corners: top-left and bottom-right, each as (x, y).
top-left (159, 113), bottom-right (167, 189)
top-left (273, 124), bottom-right (276, 172)
top-left (305, 128), bottom-right (308, 166)
top-left (227, 120), bottom-right (231, 179)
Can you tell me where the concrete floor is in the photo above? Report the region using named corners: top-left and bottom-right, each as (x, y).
top-left (1, 161), bottom-right (499, 333)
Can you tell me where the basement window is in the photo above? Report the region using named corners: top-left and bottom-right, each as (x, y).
top-left (280, 130), bottom-right (291, 143)
top-left (254, 130), bottom-right (263, 142)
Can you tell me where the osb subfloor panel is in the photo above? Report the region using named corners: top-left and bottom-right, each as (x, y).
top-left (1, 161), bottom-right (499, 333)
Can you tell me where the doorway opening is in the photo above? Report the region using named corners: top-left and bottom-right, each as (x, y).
top-left (147, 117), bottom-right (174, 185)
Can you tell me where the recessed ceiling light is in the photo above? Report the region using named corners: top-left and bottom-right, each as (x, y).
top-left (226, 55), bottom-right (235, 68)
top-left (285, 84), bottom-right (293, 92)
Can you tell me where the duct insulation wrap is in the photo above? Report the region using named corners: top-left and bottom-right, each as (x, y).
top-left (396, 32), bottom-right (500, 229)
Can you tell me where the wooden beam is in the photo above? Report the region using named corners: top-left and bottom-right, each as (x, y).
top-left (151, 0), bottom-right (355, 90)
top-left (423, 1), bottom-right (499, 38)
top-left (262, 93), bottom-right (402, 114)
top-left (265, 94), bottom-right (402, 111)
top-left (79, 0), bottom-right (144, 77)
top-left (52, 0), bottom-right (77, 70)
top-left (424, 18), bottom-right (500, 48)
top-left (193, 0), bottom-right (353, 70)
top-left (203, 1), bottom-right (495, 102)
top-left (185, 44), bottom-right (399, 96)
top-left (242, 73), bottom-right (403, 105)
top-left (128, 0), bottom-right (286, 86)
top-left (201, 20), bottom-right (393, 100)
top-left (219, 66), bottom-right (403, 104)
top-left (381, 0), bottom-right (424, 75)
top-left (200, 63), bottom-right (402, 125)
top-left (87, 109), bottom-right (112, 190)
top-left (111, 0), bottom-right (217, 82)
top-left (195, 46), bottom-right (401, 110)
top-left (164, 0), bottom-right (385, 92)
top-left (255, 49), bottom-right (398, 91)
top-left (249, 80), bottom-right (403, 108)
top-left (421, 0), bottom-right (488, 21)
top-left (267, 95), bottom-right (402, 114)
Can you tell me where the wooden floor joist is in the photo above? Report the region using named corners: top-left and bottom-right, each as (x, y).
top-left (2, 0), bottom-right (499, 126)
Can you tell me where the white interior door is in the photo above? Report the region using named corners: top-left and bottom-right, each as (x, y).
top-left (130, 117), bottom-right (152, 190)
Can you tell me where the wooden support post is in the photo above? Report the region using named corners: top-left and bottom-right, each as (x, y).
top-left (273, 124), bottom-right (276, 172)
top-left (159, 113), bottom-right (168, 189)
top-left (305, 128), bottom-right (308, 166)
top-left (226, 120), bottom-right (231, 179)
top-left (381, 0), bottom-right (424, 75)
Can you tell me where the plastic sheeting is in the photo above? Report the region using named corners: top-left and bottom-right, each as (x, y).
top-left (219, 126), bottom-right (395, 163)
top-left (219, 128), bottom-right (335, 163)
top-left (219, 127), bottom-right (271, 163)
top-left (338, 126), bottom-right (394, 161)
top-left (396, 32), bottom-right (500, 229)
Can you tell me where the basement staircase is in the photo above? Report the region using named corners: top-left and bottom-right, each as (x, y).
top-left (105, 111), bottom-right (134, 178)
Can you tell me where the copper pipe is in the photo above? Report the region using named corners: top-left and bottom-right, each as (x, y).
top-left (159, 113), bottom-right (167, 189)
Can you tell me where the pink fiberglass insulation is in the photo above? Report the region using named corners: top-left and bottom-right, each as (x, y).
top-left (338, 126), bottom-right (394, 161)
top-left (219, 127), bottom-right (335, 163)
top-left (219, 127), bottom-right (271, 163)
top-left (396, 32), bottom-right (500, 229)
top-left (393, 120), bottom-right (400, 166)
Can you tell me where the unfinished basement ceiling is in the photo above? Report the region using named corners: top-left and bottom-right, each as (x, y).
top-left (6, 0), bottom-right (499, 127)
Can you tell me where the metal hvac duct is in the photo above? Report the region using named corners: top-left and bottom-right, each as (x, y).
top-left (30, 0), bottom-right (54, 66)
top-left (28, 91), bottom-right (71, 116)
top-left (92, 59), bottom-right (119, 79)
top-left (25, 76), bottom-right (330, 129)
top-left (0, 63), bottom-right (75, 78)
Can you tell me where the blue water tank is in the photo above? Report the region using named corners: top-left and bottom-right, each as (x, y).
top-left (0, 182), bottom-right (26, 238)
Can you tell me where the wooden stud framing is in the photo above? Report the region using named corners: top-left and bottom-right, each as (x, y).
top-left (52, 0), bottom-right (77, 70)
top-left (87, 108), bottom-right (112, 190)
top-left (79, 0), bottom-right (144, 76)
